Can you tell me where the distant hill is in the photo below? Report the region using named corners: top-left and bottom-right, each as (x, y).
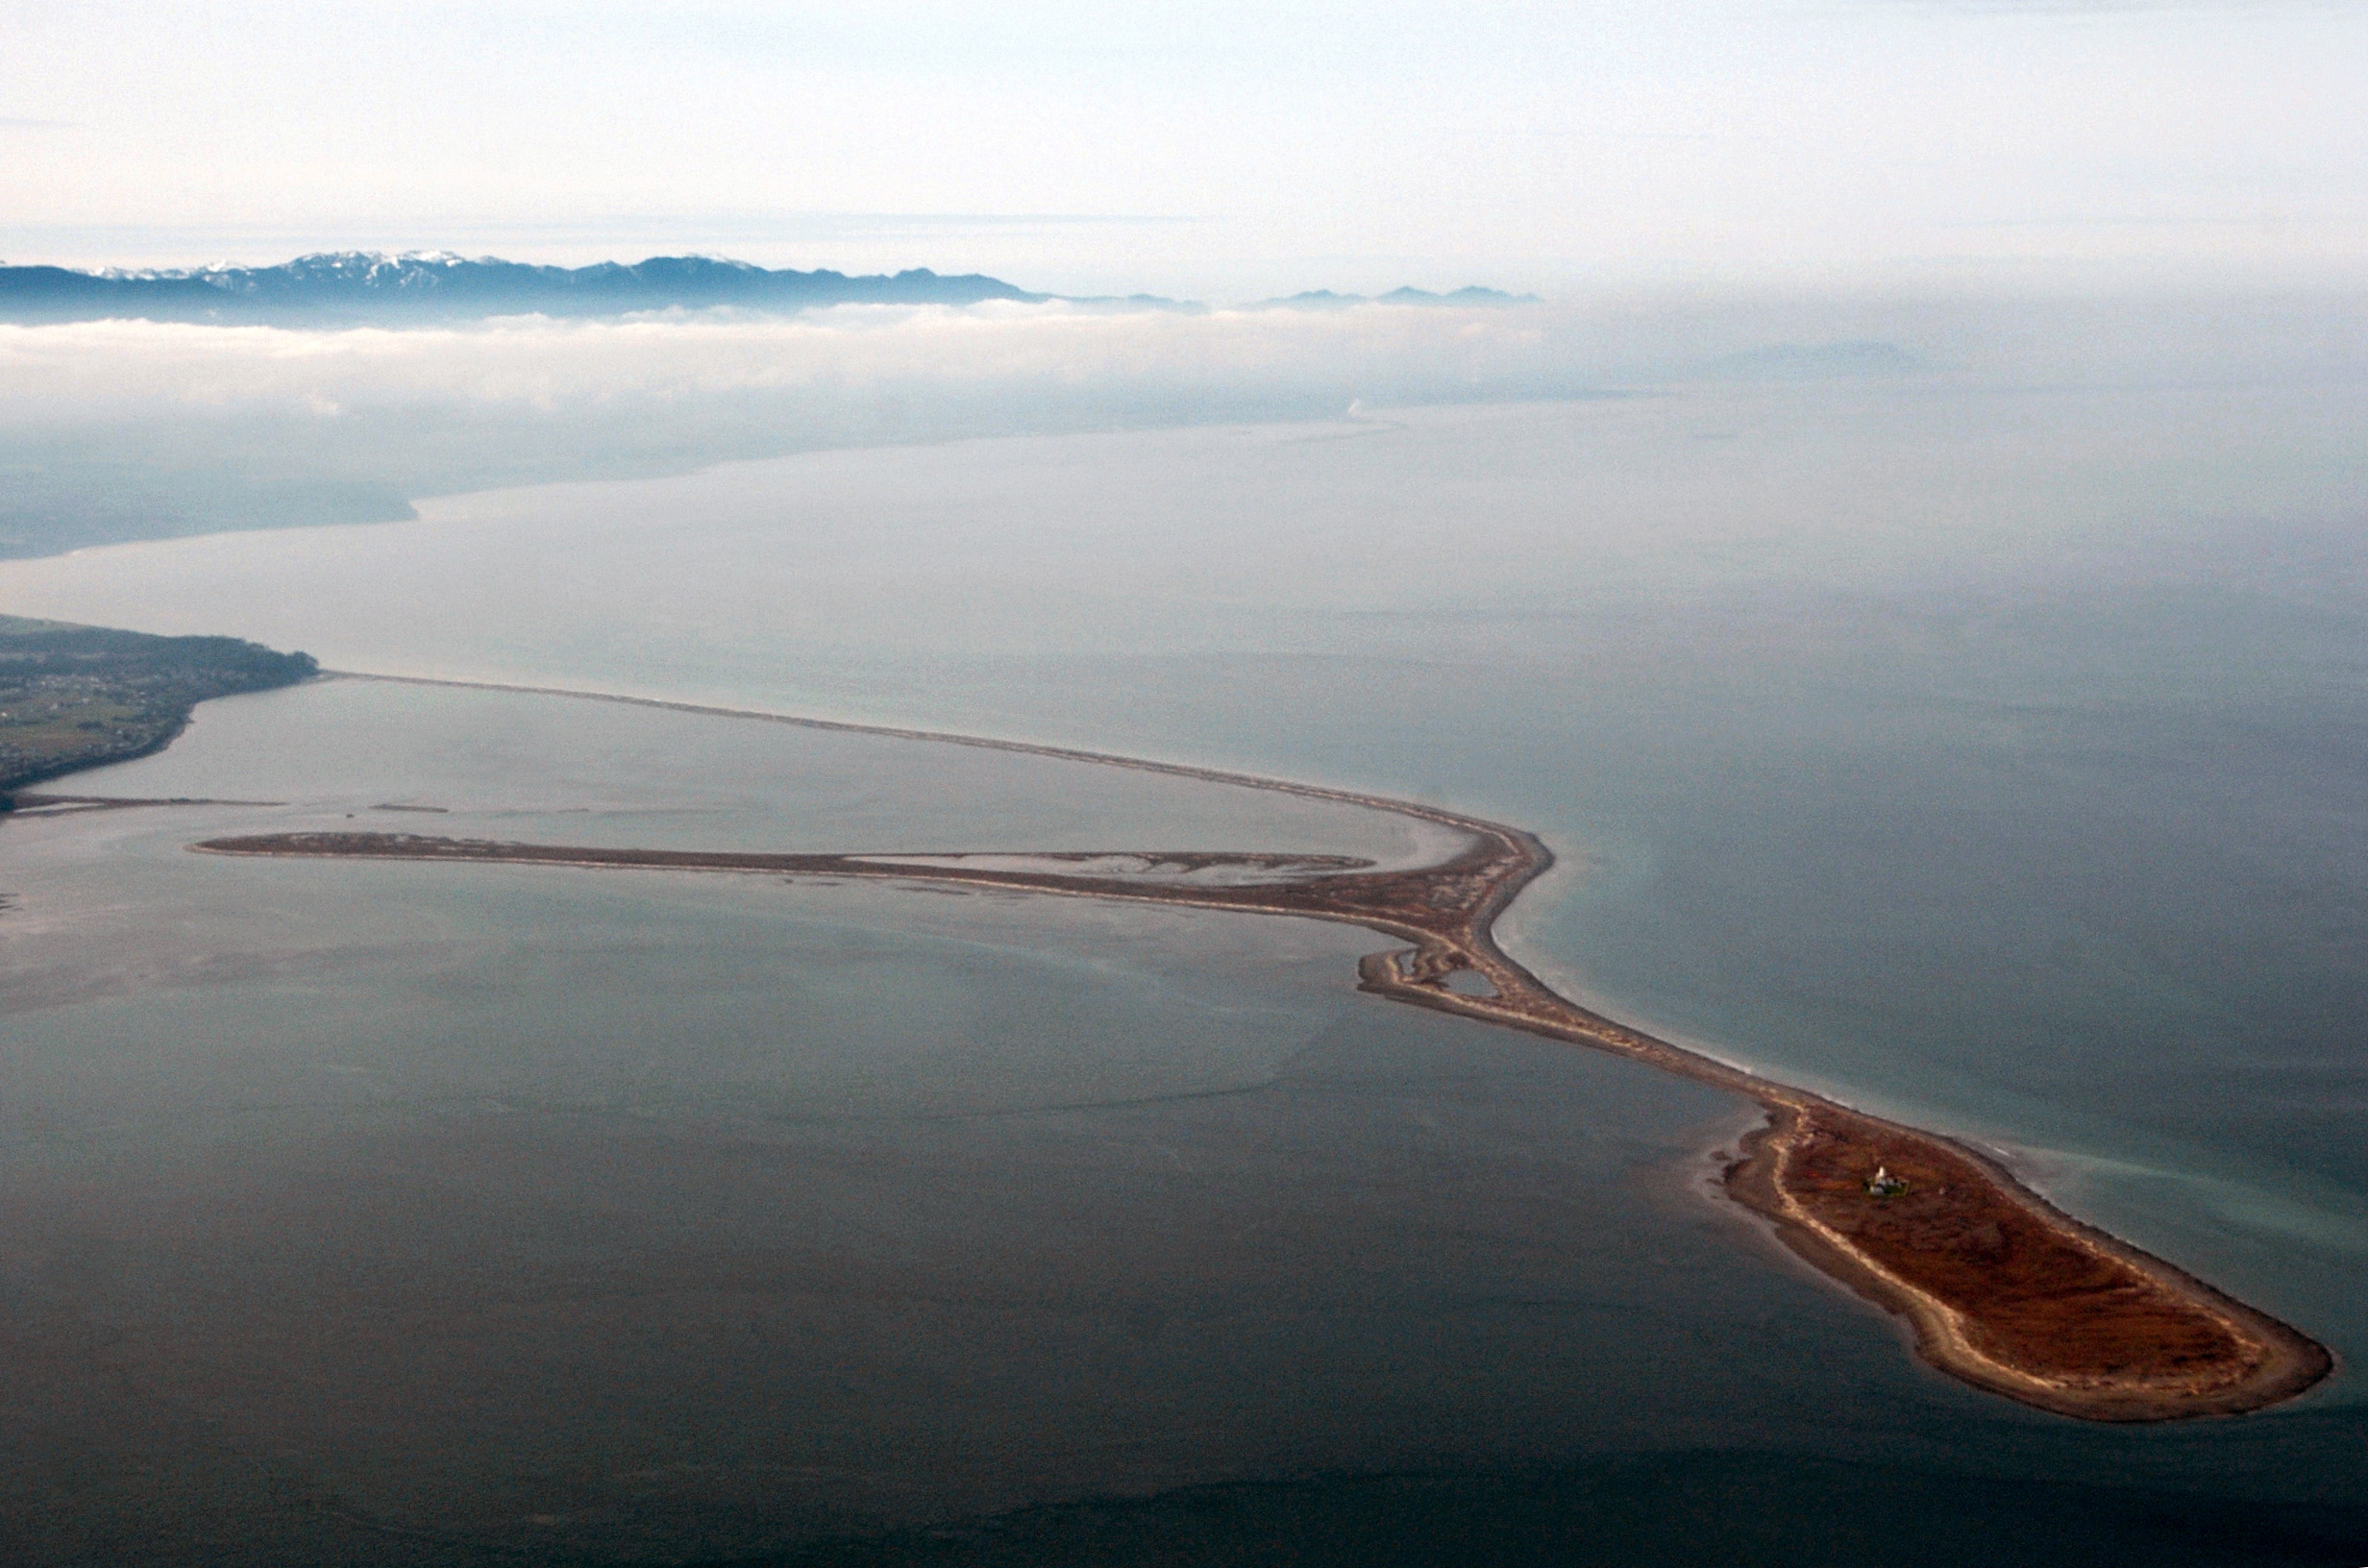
top-left (1249, 285), bottom-right (1541, 310)
top-left (0, 252), bottom-right (1051, 325)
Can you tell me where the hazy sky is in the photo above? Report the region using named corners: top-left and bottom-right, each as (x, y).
top-left (4, 1), bottom-right (2363, 294)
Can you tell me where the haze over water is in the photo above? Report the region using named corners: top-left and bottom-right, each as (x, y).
top-left (3, 358), bottom-right (2365, 1560)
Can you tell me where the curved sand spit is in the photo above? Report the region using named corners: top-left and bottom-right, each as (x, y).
top-left (189, 673), bottom-right (2332, 1422)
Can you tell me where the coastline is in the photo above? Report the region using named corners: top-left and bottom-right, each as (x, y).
top-left (1724, 1107), bottom-right (2334, 1421)
top-left (162, 670), bottom-right (2336, 1422)
top-left (0, 618), bottom-right (317, 803)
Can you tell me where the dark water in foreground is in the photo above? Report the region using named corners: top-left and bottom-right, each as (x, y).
top-left (3, 389), bottom-right (2366, 1561)
top-left (766, 1458), bottom-right (2368, 1568)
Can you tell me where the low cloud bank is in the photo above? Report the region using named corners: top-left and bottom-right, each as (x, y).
top-left (1, 300), bottom-right (1593, 555)
top-left (0, 300), bottom-right (1581, 427)
top-left (1, 290), bottom-right (2359, 558)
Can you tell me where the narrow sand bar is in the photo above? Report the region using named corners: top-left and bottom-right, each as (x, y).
top-left (190, 673), bottom-right (2332, 1422)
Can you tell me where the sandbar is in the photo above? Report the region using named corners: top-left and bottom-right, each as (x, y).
top-left (186, 673), bottom-right (2333, 1421)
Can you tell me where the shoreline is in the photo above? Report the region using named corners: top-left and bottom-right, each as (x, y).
top-left (178, 671), bottom-right (2331, 1421)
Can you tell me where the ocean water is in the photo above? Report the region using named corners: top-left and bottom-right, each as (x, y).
top-left (3, 380), bottom-right (2366, 1562)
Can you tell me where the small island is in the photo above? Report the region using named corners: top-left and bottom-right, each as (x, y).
top-left (0, 616), bottom-right (317, 805)
top-left (187, 674), bottom-right (2335, 1423)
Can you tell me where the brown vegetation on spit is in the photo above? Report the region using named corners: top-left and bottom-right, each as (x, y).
top-left (185, 674), bottom-right (2332, 1422)
top-left (1737, 1108), bottom-right (2294, 1417)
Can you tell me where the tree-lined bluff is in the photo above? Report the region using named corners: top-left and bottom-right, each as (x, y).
top-left (0, 617), bottom-right (316, 800)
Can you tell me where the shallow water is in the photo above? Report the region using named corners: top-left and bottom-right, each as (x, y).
top-left (0, 684), bottom-right (1806, 1559)
top-left (3, 382), bottom-right (2366, 1559)
top-left (29, 676), bottom-right (1445, 863)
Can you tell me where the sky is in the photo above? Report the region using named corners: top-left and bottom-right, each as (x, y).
top-left (4, 0), bottom-right (2364, 297)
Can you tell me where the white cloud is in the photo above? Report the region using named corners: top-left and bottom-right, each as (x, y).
top-left (6, 287), bottom-right (2361, 443)
top-left (0, 302), bottom-right (1588, 429)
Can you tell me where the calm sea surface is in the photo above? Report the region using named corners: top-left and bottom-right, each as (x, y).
top-left (2, 383), bottom-right (2364, 1562)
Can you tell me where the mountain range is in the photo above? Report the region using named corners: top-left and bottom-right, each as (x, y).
top-left (0, 252), bottom-right (1050, 324)
top-left (0, 252), bottom-right (1544, 325)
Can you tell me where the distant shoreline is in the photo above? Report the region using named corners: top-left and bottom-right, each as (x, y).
top-left (181, 671), bottom-right (2332, 1422)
